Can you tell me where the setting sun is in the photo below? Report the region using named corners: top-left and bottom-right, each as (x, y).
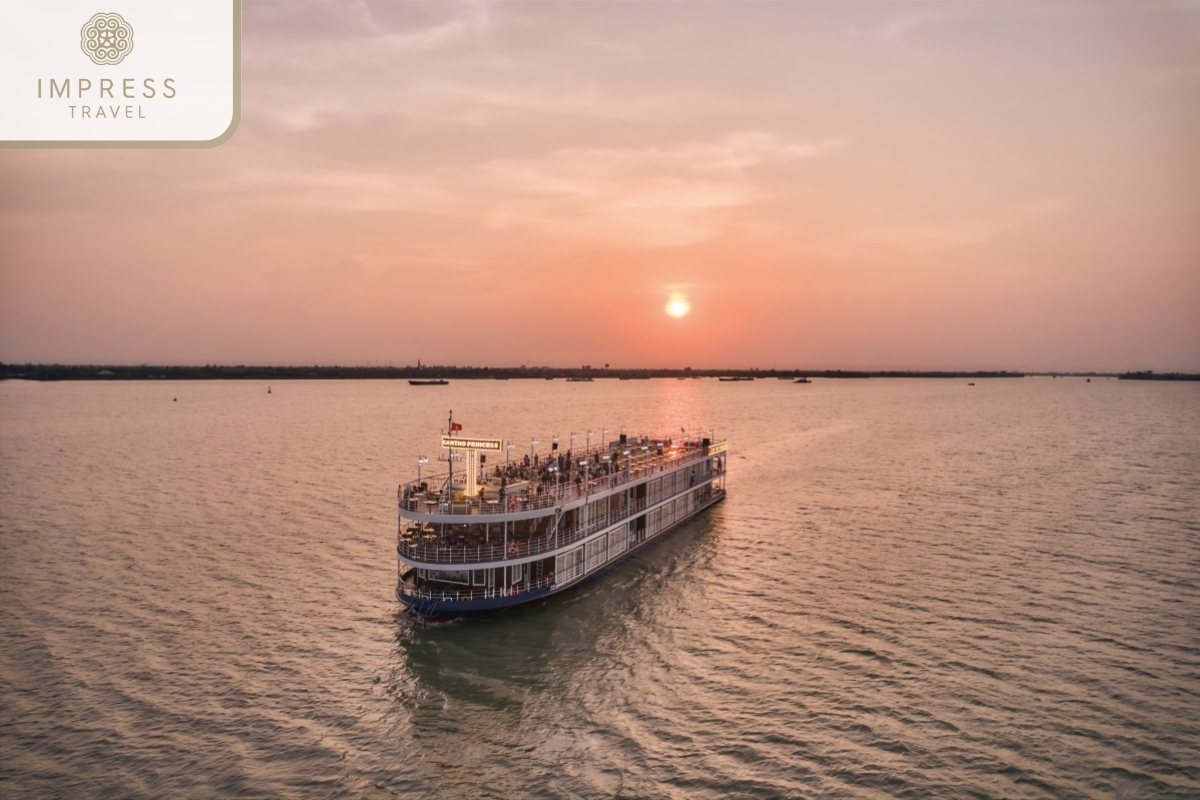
top-left (666, 296), bottom-right (690, 318)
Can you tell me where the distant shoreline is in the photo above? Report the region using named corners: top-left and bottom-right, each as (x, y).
top-left (2, 364), bottom-right (1196, 382)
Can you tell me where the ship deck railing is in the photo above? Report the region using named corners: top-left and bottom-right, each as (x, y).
top-left (398, 485), bottom-right (725, 565)
top-left (398, 439), bottom-right (724, 518)
top-left (399, 573), bottom-right (558, 603)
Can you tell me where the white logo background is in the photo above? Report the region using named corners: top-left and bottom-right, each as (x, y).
top-left (1, 0), bottom-right (237, 146)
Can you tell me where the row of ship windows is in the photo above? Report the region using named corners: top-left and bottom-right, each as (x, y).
top-left (648, 461), bottom-right (710, 505)
top-left (419, 486), bottom-right (707, 587)
top-left (421, 561), bottom-right (524, 587)
top-left (557, 491), bottom-right (697, 583)
top-left (579, 459), bottom-right (711, 524)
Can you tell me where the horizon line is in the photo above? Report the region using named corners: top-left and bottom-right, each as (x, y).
top-left (3, 363), bottom-right (1198, 381)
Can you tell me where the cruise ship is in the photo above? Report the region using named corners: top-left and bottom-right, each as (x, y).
top-left (396, 421), bottom-right (727, 622)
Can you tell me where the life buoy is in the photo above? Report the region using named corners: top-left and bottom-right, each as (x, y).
top-left (508, 496), bottom-right (519, 512)
top-left (508, 540), bottom-right (518, 556)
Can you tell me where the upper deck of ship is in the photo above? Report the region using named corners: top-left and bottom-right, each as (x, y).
top-left (399, 433), bottom-right (727, 520)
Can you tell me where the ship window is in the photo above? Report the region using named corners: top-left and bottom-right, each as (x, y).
top-left (472, 570), bottom-right (486, 585)
top-left (611, 526), bottom-right (628, 554)
top-left (556, 547), bottom-right (586, 583)
top-left (511, 563), bottom-right (523, 583)
top-left (585, 534), bottom-right (608, 572)
top-left (435, 569), bottom-right (470, 585)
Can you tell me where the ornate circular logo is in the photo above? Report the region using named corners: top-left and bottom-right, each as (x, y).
top-left (80, 13), bottom-right (134, 66)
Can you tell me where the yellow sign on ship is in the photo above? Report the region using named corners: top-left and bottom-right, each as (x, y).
top-left (441, 436), bottom-right (503, 451)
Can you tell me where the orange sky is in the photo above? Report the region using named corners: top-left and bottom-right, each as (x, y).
top-left (2, 1), bottom-right (1197, 371)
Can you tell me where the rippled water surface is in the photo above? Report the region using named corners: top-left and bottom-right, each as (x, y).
top-left (2, 378), bottom-right (1198, 798)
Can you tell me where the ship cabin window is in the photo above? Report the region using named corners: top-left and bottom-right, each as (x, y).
top-left (610, 525), bottom-right (629, 554)
top-left (585, 534), bottom-right (608, 572)
top-left (556, 546), bottom-right (586, 583)
top-left (435, 569), bottom-right (470, 585)
top-left (511, 562), bottom-right (523, 583)
top-left (472, 569), bottom-right (486, 586)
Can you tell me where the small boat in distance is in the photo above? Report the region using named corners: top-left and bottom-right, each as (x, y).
top-left (566, 376), bottom-right (594, 382)
top-left (719, 376), bottom-right (754, 382)
top-left (795, 378), bottom-right (811, 384)
top-left (410, 379), bottom-right (449, 386)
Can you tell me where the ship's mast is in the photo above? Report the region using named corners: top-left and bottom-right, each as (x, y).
top-left (446, 409), bottom-right (454, 492)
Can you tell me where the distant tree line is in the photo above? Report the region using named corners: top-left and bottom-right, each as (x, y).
top-left (0, 363), bottom-right (1054, 381)
top-left (1116, 371), bottom-right (1200, 381)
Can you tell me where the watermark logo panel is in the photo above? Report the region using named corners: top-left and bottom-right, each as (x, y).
top-left (1, 0), bottom-right (239, 148)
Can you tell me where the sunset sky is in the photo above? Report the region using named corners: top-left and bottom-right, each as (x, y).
top-left (2, 1), bottom-right (1197, 371)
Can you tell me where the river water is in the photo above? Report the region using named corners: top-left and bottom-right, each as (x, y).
top-left (1, 377), bottom-right (1197, 799)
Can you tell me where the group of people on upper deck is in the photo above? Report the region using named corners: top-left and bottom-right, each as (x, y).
top-left (491, 449), bottom-right (623, 490)
top-left (485, 435), bottom-right (705, 494)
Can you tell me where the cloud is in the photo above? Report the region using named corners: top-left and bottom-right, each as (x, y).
top-left (207, 131), bottom-right (838, 248)
top-left (854, 219), bottom-right (1008, 256)
top-left (1018, 197), bottom-right (1070, 216)
top-left (473, 132), bottom-right (840, 245)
